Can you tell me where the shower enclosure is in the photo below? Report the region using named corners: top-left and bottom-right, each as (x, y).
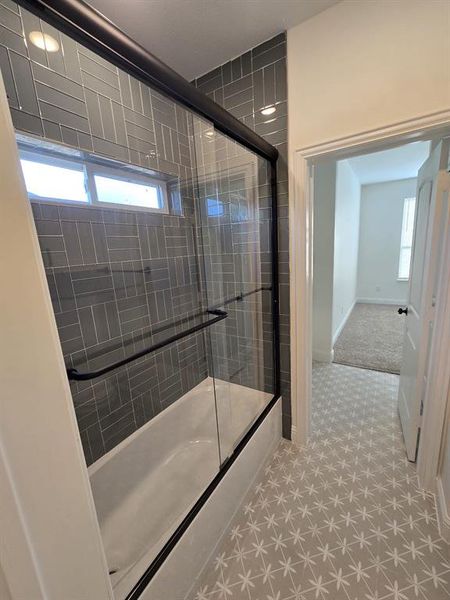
top-left (1, 0), bottom-right (279, 597)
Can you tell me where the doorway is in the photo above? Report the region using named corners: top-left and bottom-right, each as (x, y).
top-left (289, 121), bottom-right (450, 484)
top-left (311, 138), bottom-right (449, 462)
top-left (313, 140), bottom-right (430, 375)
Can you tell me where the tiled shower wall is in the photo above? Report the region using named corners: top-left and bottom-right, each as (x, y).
top-left (192, 34), bottom-right (291, 436)
top-left (0, 0), bottom-right (208, 464)
top-left (192, 121), bottom-right (274, 394)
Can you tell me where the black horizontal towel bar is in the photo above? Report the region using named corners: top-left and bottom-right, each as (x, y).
top-left (208, 286), bottom-right (272, 312)
top-left (224, 286), bottom-right (271, 306)
top-left (66, 309), bottom-right (227, 382)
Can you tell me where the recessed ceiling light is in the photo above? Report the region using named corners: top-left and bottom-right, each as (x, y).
top-left (261, 106), bottom-right (276, 116)
top-left (29, 31), bottom-right (60, 53)
top-left (205, 130), bottom-right (214, 138)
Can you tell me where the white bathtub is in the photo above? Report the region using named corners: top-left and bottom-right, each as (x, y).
top-left (88, 377), bottom-right (272, 600)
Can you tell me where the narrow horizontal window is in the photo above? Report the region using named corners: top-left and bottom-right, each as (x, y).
top-left (94, 174), bottom-right (161, 209)
top-left (20, 158), bottom-right (88, 203)
top-left (17, 137), bottom-right (169, 214)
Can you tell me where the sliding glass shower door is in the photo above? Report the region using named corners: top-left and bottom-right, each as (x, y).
top-left (18, 129), bottom-right (225, 598)
top-left (192, 117), bottom-right (275, 462)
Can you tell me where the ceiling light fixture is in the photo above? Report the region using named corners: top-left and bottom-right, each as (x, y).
top-left (29, 31), bottom-right (60, 53)
top-left (261, 106), bottom-right (276, 116)
top-left (205, 129), bottom-right (214, 138)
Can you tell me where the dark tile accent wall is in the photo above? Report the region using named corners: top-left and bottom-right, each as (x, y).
top-left (192, 34), bottom-right (291, 437)
top-left (0, 0), bottom-right (208, 464)
top-left (31, 201), bottom-right (207, 464)
top-left (192, 122), bottom-right (274, 395)
top-left (0, 1), bottom-right (192, 179)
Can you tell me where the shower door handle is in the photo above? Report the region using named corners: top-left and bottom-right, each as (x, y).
top-left (67, 309), bottom-right (228, 381)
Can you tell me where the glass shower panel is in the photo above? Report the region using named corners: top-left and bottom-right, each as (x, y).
top-left (192, 119), bottom-right (274, 460)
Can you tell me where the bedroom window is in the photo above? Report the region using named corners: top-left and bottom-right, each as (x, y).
top-left (398, 196), bottom-right (416, 280)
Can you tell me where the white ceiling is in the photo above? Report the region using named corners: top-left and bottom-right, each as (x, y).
top-left (86, 0), bottom-right (340, 80)
top-left (347, 142), bottom-right (431, 185)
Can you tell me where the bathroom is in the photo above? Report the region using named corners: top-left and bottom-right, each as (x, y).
top-left (1, 1), bottom-right (449, 600)
top-left (1, 0), bottom-right (284, 597)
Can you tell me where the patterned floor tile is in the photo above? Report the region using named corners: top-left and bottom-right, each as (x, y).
top-left (188, 363), bottom-right (450, 600)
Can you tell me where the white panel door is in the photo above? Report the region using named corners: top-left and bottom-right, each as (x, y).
top-left (398, 141), bottom-right (450, 461)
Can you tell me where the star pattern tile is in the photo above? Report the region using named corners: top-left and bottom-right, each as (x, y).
top-left (188, 363), bottom-right (450, 600)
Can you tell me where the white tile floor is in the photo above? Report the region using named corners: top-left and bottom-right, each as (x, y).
top-left (189, 363), bottom-right (450, 600)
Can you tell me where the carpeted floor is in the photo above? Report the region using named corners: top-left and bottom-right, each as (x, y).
top-left (333, 302), bottom-right (404, 374)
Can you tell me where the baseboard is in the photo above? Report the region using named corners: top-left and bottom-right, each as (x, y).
top-left (291, 424), bottom-right (297, 445)
top-left (436, 476), bottom-right (450, 542)
top-left (332, 301), bottom-right (355, 346)
top-left (356, 297), bottom-right (406, 306)
top-left (312, 348), bottom-right (334, 363)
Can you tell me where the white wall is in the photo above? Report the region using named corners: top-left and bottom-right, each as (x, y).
top-left (332, 160), bottom-right (360, 341)
top-left (0, 75), bottom-right (112, 600)
top-left (357, 178), bottom-right (417, 304)
top-left (287, 0), bottom-right (450, 151)
top-left (312, 159), bottom-right (360, 357)
top-left (312, 160), bottom-right (336, 361)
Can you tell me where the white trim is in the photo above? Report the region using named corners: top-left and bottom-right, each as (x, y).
top-left (417, 182), bottom-right (450, 490)
top-left (332, 300), bottom-right (355, 346)
top-left (289, 156), bottom-right (313, 445)
top-left (355, 297), bottom-right (406, 306)
top-left (297, 110), bottom-right (450, 160)
top-left (312, 349), bottom-right (334, 364)
top-left (289, 110), bottom-right (450, 473)
top-left (0, 74), bottom-right (113, 599)
top-left (436, 477), bottom-right (450, 542)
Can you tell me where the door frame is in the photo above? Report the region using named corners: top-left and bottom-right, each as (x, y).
top-left (289, 110), bottom-right (450, 488)
top-left (416, 180), bottom-right (450, 491)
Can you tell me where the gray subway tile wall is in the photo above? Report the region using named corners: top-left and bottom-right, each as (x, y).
top-left (196, 118), bottom-right (276, 395)
top-left (192, 34), bottom-right (291, 437)
top-left (30, 202), bottom-right (208, 465)
top-left (192, 121), bottom-right (275, 395)
top-left (0, 1), bottom-right (207, 465)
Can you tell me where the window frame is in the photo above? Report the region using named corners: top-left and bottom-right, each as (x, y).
top-left (85, 162), bottom-right (168, 213)
top-left (19, 146), bottom-right (169, 214)
top-left (397, 196), bottom-right (416, 281)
